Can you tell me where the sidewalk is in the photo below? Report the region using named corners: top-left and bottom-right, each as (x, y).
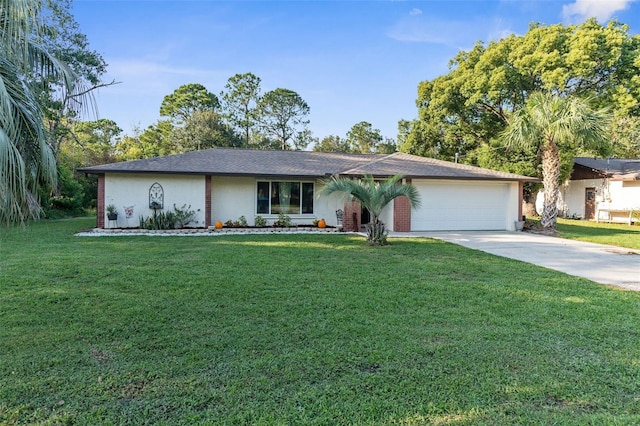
top-left (390, 231), bottom-right (640, 291)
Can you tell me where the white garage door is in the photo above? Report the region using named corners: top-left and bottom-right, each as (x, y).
top-left (412, 180), bottom-right (509, 231)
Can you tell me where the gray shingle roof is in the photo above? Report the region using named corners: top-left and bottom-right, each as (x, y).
top-left (574, 157), bottom-right (640, 181)
top-left (79, 148), bottom-right (538, 182)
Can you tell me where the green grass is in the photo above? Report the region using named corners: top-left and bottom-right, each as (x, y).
top-left (2, 218), bottom-right (640, 424)
top-left (555, 218), bottom-right (640, 250)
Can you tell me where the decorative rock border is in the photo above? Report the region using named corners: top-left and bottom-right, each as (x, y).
top-left (76, 226), bottom-right (347, 237)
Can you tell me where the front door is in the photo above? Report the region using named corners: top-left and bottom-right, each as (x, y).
top-left (585, 187), bottom-right (596, 219)
top-left (361, 206), bottom-right (370, 228)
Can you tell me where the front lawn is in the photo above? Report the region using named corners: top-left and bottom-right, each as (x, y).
top-left (2, 218), bottom-right (640, 424)
top-left (555, 218), bottom-right (640, 250)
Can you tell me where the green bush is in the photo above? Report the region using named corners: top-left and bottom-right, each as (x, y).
top-left (254, 215), bottom-right (267, 227)
top-left (43, 165), bottom-right (85, 218)
top-left (273, 212), bottom-right (293, 227)
top-left (139, 204), bottom-right (200, 230)
top-left (139, 210), bottom-right (176, 230)
top-left (173, 204), bottom-right (200, 228)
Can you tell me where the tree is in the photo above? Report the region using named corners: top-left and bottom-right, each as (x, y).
top-left (401, 19), bottom-right (640, 165)
top-left (609, 115), bottom-right (640, 158)
top-left (138, 121), bottom-right (176, 157)
top-left (37, 0), bottom-right (117, 163)
top-left (320, 174), bottom-right (420, 245)
top-left (115, 121), bottom-right (175, 160)
top-left (346, 121), bottom-right (384, 154)
top-left (313, 125), bottom-right (396, 154)
top-left (313, 135), bottom-right (352, 152)
top-left (172, 110), bottom-right (243, 151)
top-left (502, 92), bottom-right (610, 230)
top-left (160, 83), bottom-right (220, 125)
top-left (221, 72), bottom-right (262, 145)
top-left (60, 119), bottom-right (122, 169)
top-left (0, 0), bottom-right (90, 224)
top-left (258, 88), bottom-right (310, 150)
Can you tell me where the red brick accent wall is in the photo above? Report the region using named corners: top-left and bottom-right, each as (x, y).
top-left (97, 174), bottom-right (105, 228)
top-left (518, 181), bottom-right (523, 221)
top-left (205, 175), bottom-right (212, 227)
top-left (343, 200), bottom-right (361, 232)
top-left (393, 196), bottom-right (412, 232)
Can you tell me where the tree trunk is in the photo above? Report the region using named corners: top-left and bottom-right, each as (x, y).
top-left (365, 217), bottom-right (387, 245)
top-left (541, 140), bottom-right (560, 229)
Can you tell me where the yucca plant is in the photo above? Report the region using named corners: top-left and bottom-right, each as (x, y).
top-left (320, 174), bottom-right (420, 245)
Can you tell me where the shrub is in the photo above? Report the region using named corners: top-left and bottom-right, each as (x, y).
top-left (43, 165), bottom-right (85, 218)
top-left (273, 212), bottom-right (293, 227)
top-left (254, 215), bottom-right (267, 227)
top-left (173, 204), bottom-right (200, 228)
top-left (139, 204), bottom-right (200, 230)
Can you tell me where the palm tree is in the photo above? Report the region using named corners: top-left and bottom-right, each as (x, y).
top-left (502, 92), bottom-right (610, 230)
top-left (320, 174), bottom-right (420, 245)
top-left (0, 0), bottom-right (81, 224)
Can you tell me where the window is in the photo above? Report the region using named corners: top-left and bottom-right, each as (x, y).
top-left (257, 181), bottom-right (314, 215)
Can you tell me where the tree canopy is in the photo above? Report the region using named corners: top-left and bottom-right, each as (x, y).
top-left (0, 0), bottom-right (95, 224)
top-left (313, 122), bottom-right (397, 154)
top-left (160, 83), bottom-right (220, 125)
top-left (400, 19), bottom-right (640, 165)
top-left (258, 88), bottom-right (311, 150)
top-left (220, 72), bottom-right (262, 145)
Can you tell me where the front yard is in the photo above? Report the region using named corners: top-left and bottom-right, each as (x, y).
top-left (1, 218), bottom-right (640, 424)
top-left (555, 218), bottom-right (640, 250)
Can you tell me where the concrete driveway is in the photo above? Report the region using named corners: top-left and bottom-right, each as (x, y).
top-left (389, 231), bottom-right (640, 291)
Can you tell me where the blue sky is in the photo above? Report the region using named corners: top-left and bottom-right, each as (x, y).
top-left (72, 0), bottom-right (639, 144)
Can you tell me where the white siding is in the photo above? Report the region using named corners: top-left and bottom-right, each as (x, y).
top-left (211, 177), bottom-right (344, 226)
top-left (411, 180), bottom-right (520, 231)
top-left (537, 178), bottom-right (640, 218)
top-left (105, 174), bottom-right (205, 228)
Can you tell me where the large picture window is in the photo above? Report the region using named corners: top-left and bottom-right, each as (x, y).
top-left (257, 181), bottom-right (314, 215)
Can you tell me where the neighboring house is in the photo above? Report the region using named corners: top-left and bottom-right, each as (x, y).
top-left (79, 148), bottom-right (537, 231)
top-left (537, 157), bottom-right (640, 223)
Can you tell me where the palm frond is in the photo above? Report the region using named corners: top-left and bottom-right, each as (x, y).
top-left (320, 174), bottom-right (421, 220)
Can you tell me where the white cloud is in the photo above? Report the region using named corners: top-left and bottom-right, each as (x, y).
top-left (387, 15), bottom-right (514, 49)
top-left (409, 8), bottom-right (422, 16)
top-left (562, 0), bottom-right (635, 22)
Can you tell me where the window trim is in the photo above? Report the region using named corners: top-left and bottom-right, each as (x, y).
top-left (256, 180), bottom-right (315, 215)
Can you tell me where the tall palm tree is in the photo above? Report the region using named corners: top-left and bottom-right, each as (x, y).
top-left (320, 174), bottom-right (420, 245)
top-left (0, 0), bottom-right (80, 224)
top-left (502, 92), bottom-right (610, 230)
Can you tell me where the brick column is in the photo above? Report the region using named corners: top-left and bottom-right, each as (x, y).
top-left (205, 175), bottom-right (212, 227)
top-left (393, 196), bottom-right (412, 232)
top-left (97, 174), bottom-right (105, 228)
top-left (518, 181), bottom-right (524, 221)
top-left (343, 200), bottom-right (361, 232)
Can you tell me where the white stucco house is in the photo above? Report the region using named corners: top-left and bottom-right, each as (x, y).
top-left (537, 157), bottom-right (640, 224)
top-left (79, 148), bottom-right (537, 232)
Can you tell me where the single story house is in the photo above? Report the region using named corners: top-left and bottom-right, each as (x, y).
top-left (537, 157), bottom-right (640, 223)
top-left (79, 148), bottom-right (538, 231)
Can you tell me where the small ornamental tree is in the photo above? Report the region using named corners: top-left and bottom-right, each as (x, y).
top-left (320, 174), bottom-right (420, 245)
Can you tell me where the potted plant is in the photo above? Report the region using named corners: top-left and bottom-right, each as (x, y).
top-left (106, 204), bottom-right (118, 220)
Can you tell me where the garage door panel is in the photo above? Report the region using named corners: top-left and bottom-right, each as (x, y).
top-left (412, 181), bottom-right (508, 231)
